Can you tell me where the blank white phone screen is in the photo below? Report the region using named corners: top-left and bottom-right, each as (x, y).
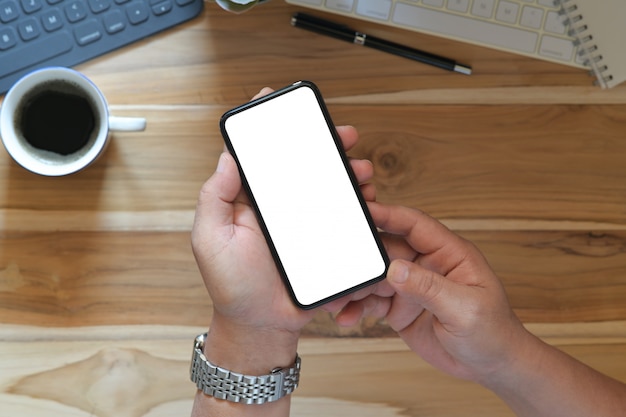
top-left (223, 84), bottom-right (387, 308)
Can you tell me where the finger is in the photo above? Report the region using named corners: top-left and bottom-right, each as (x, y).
top-left (360, 183), bottom-right (376, 202)
top-left (379, 232), bottom-right (418, 262)
top-left (385, 259), bottom-right (463, 330)
top-left (335, 295), bottom-right (392, 327)
top-left (251, 87), bottom-right (274, 101)
top-left (336, 125), bottom-right (359, 151)
top-left (350, 158), bottom-right (374, 184)
top-left (370, 203), bottom-right (489, 281)
top-left (368, 202), bottom-right (467, 258)
top-left (349, 158), bottom-right (376, 201)
top-left (385, 291), bottom-right (426, 333)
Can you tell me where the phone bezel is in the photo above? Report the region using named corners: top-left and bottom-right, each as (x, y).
top-left (219, 80), bottom-right (389, 309)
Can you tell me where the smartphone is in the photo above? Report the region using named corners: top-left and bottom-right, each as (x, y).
top-left (219, 81), bottom-right (389, 309)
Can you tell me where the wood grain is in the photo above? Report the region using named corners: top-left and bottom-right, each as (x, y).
top-left (1, 325), bottom-right (625, 417)
top-left (2, 229), bottom-right (625, 327)
top-left (3, 104), bottom-right (626, 226)
top-left (1, 0), bottom-right (626, 415)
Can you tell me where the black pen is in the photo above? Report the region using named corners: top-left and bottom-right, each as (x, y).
top-left (291, 12), bottom-right (472, 75)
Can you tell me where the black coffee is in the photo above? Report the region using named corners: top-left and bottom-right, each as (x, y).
top-left (20, 90), bottom-right (95, 155)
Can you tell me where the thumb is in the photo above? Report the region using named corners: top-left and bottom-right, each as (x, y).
top-left (386, 259), bottom-right (462, 327)
top-left (211, 151), bottom-right (241, 204)
top-left (193, 152), bottom-right (242, 238)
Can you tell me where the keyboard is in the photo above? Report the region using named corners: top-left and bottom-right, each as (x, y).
top-left (0, 0), bottom-right (203, 94)
top-left (285, 0), bottom-right (586, 69)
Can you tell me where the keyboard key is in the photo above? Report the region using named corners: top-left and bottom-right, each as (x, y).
top-left (103, 9), bottom-right (125, 32)
top-left (21, 0), bottom-right (42, 13)
top-left (471, 0), bottom-right (495, 18)
top-left (495, 1), bottom-right (519, 24)
top-left (423, 0), bottom-right (444, 7)
top-left (325, 0), bottom-right (353, 12)
top-left (18, 17), bottom-right (41, 40)
top-left (539, 34), bottom-right (574, 61)
top-left (65, 0), bottom-right (88, 22)
top-left (151, 0), bottom-right (171, 15)
top-left (544, 10), bottom-right (566, 34)
top-left (126, 1), bottom-right (148, 24)
top-left (0, 27), bottom-right (18, 50)
top-left (88, 0), bottom-right (111, 13)
top-left (41, 8), bottom-right (63, 31)
top-left (520, 6), bottom-right (543, 29)
top-left (355, 0), bottom-right (391, 21)
top-left (392, 3), bottom-right (538, 53)
top-left (1, 31), bottom-right (72, 76)
top-left (74, 18), bottom-right (103, 44)
top-left (447, 0), bottom-right (469, 13)
top-left (0, 0), bottom-right (20, 22)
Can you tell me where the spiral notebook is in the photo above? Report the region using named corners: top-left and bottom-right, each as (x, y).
top-left (558, 0), bottom-right (626, 89)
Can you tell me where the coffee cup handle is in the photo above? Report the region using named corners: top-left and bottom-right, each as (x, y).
top-left (109, 116), bottom-right (147, 132)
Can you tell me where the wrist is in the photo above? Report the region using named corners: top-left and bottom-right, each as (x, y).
top-left (479, 326), bottom-right (547, 392)
top-left (203, 314), bottom-right (300, 375)
top-left (190, 323), bottom-right (301, 416)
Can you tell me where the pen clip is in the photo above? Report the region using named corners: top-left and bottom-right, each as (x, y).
top-left (354, 32), bottom-right (366, 45)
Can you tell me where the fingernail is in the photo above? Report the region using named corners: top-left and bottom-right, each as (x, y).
top-left (389, 262), bottom-right (409, 284)
top-left (216, 153), bottom-right (228, 173)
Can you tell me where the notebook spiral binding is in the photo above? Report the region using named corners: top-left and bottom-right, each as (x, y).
top-left (557, 0), bottom-right (613, 89)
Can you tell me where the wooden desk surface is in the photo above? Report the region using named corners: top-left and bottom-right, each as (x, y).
top-left (2, 1), bottom-right (626, 416)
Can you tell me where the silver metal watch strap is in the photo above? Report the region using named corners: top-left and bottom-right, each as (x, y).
top-left (190, 333), bottom-right (301, 405)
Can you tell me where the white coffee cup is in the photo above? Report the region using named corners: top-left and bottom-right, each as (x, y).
top-left (0, 67), bottom-right (146, 176)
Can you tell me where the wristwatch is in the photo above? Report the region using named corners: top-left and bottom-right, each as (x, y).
top-left (190, 333), bottom-right (301, 405)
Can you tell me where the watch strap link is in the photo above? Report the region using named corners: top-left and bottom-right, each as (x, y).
top-left (190, 333), bottom-right (301, 405)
